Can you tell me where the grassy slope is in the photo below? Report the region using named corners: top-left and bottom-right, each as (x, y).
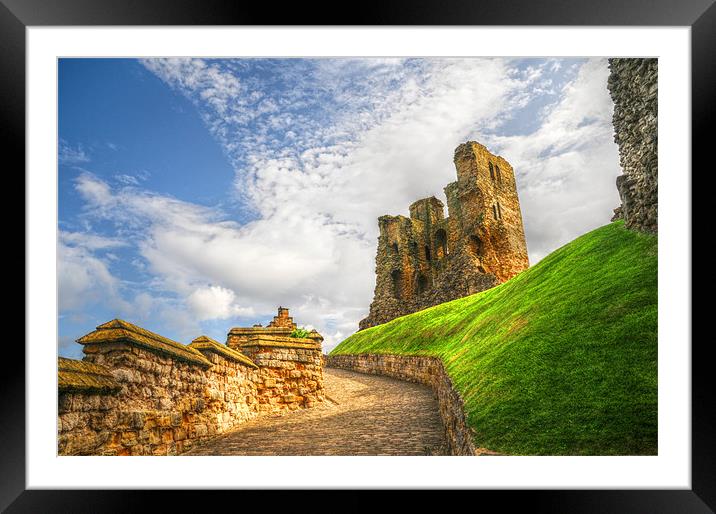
top-left (331, 221), bottom-right (657, 455)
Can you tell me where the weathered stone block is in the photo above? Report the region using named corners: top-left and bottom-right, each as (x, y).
top-left (152, 444), bottom-right (168, 456)
top-left (121, 431), bottom-right (138, 447)
top-left (173, 427), bottom-right (187, 441)
top-left (161, 428), bottom-right (174, 444)
top-left (59, 412), bottom-right (81, 432)
top-left (148, 429), bottom-right (162, 445)
top-left (194, 399), bottom-right (205, 413)
top-left (170, 412), bottom-right (182, 427)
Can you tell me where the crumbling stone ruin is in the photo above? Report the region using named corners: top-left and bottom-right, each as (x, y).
top-left (607, 58), bottom-right (658, 233)
top-left (359, 141), bottom-right (529, 330)
top-left (58, 307), bottom-right (324, 455)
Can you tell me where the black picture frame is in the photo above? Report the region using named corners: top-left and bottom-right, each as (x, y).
top-left (4, 0), bottom-right (710, 511)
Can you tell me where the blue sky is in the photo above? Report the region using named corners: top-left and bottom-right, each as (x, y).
top-left (58, 57), bottom-right (621, 357)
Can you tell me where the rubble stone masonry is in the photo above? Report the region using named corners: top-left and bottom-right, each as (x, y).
top-left (359, 141), bottom-right (529, 329)
top-left (607, 58), bottom-right (658, 233)
top-left (58, 308), bottom-right (324, 456)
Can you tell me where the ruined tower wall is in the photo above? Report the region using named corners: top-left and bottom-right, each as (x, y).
top-left (607, 58), bottom-right (658, 233)
top-left (456, 142), bottom-right (529, 283)
top-left (359, 141), bottom-right (529, 330)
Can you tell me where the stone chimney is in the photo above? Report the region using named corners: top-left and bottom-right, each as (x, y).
top-left (267, 307), bottom-right (297, 330)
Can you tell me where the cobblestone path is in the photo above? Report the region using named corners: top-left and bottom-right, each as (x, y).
top-left (185, 368), bottom-right (449, 456)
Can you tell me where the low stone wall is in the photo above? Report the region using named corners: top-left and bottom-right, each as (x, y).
top-left (58, 320), bottom-right (324, 456)
top-left (60, 345), bottom-right (259, 456)
top-left (326, 353), bottom-right (494, 456)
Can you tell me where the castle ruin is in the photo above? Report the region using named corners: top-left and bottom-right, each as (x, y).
top-left (359, 141), bottom-right (529, 329)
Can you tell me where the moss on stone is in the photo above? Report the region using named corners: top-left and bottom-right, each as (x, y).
top-left (77, 319), bottom-right (212, 367)
top-left (189, 335), bottom-right (258, 368)
top-left (58, 357), bottom-right (121, 394)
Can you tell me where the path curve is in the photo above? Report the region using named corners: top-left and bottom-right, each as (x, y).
top-left (185, 368), bottom-right (449, 456)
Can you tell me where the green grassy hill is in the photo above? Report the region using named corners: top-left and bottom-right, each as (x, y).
top-left (331, 221), bottom-right (657, 455)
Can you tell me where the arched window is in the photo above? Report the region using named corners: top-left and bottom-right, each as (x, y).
top-left (425, 245), bottom-right (431, 261)
top-left (469, 234), bottom-right (482, 256)
top-left (495, 165), bottom-right (502, 184)
top-left (417, 274), bottom-right (429, 294)
top-left (489, 162), bottom-right (495, 180)
top-left (391, 270), bottom-right (402, 299)
top-left (390, 242), bottom-right (399, 255)
top-left (435, 229), bottom-right (448, 258)
top-left (492, 204), bottom-right (498, 220)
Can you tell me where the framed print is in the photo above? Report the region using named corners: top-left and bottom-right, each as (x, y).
top-left (5, 0), bottom-right (712, 510)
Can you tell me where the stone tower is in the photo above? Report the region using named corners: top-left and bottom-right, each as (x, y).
top-left (358, 141), bottom-right (529, 330)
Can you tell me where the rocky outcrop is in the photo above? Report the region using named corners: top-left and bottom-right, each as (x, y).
top-left (607, 58), bottom-right (658, 233)
top-left (359, 141), bottom-right (529, 329)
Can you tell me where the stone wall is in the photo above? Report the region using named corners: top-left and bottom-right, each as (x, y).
top-left (232, 336), bottom-right (325, 412)
top-left (60, 344), bottom-right (257, 456)
top-left (359, 141), bottom-right (529, 329)
top-left (58, 314), bottom-right (324, 456)
top-left (58, 390), bottom-right (121, 456)
top-left (326, 353), bottom-right (498, 456)
top-left (607, 58), bottom-right (658, 233)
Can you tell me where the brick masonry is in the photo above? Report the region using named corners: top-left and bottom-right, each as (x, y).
top-left (58, 308), bottom-right (325, 456)
top-left (326, 353), bottom-right (498, 456)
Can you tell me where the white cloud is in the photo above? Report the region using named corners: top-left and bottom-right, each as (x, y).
top-left (486, 59), bottom-right (621, 262)
top-left (73, 173), bottom-right (349, 317)
top-left (60, 231), bottom-right (127, 251)
top-left (187, 285), bottom-right (254, 321)
top-left (59, 140), bottom-right (90, 165)
top-left (114, 174), bottom-right (140, 185)
top-left (75, 171), bottom-right (115, 210)
top-left (58, 232), bottom-right (129, 313)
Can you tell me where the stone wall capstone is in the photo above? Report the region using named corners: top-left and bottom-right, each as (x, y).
top-left (607, 58), bottom-right (658, 233)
